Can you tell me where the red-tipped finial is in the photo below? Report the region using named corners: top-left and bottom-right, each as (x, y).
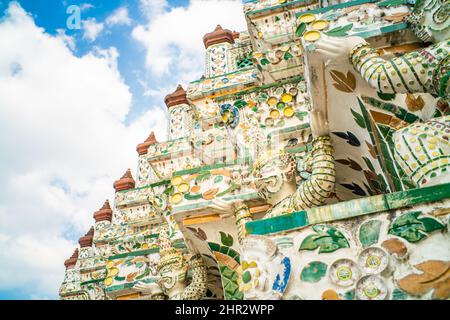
top-left (64, 248), bottom-right (79, 269)
top-left (78, 227), bottom-right (94, 248)
top-left (113, 169), bottom-right (135, 192)
top-left (93, 200), bottom-right (113, 223)
top-left (164, 84), bottom-right (188, 108)
top-left (202, 25), bottom-right (234, 49)
top-left (136, 131), bottom-right (158, 155)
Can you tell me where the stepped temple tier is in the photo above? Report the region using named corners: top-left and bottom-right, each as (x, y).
top-left (59, 0), bottom-right (450, 300)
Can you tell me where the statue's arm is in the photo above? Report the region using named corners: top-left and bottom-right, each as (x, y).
top-left (315, 36), bottom-right (448, 98)
top-left (181, 254), bottom-right (208, 300)
top-left (349, 41), bottom-right (437, 95)
top-left (292, 136), bottom-right (335, 211)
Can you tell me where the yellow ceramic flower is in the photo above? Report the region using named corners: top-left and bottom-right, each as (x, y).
top-left (104, 277), bottom-right (113, 286)
top-left (237, 260), bottom-right (261, 293)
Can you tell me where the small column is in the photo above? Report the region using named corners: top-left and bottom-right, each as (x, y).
top-left (203, 25), bottom-right (235, 78)
top-left (165, 85), bottom-right (194, 140)
top-left (136, 132), bottom-right (158, 186)
top-left (93, 200), bottom-right (113, 244)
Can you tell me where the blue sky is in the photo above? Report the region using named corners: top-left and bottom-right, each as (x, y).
top-left (0, 0), bottom-right (246, 299)
top-left (0, 0), bottom-right (190, 123)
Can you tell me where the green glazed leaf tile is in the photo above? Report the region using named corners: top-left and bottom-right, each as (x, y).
top-left (300, 261), bottom-right (327, 283)
top-left (359, 219), bottom-right (382, 247)
top-left (299, 225), bottom-right (349, 253)
top-left (388, 211), bottom-right (444, 243)
top-left (220, 231), bottom-right (234, 247)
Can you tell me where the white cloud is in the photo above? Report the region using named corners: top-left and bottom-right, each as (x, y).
top-left (132, 0), bottom-right (246, 77)
top-left (135, 71), bottom-right (172, 99)
top-left (139, 0), bottom-right (169, 19)
top-left (82, 17), bottom-right (104, 42)
top-left (106, 7), bottom-right (132, 26)
top-left (80, 3), bottom-right (94, 12)
top-left (61, 1), bottom-right (93, 12)
top-left (56, 28), bottom-right (76, 51)
top-left (91, 46), bottom-right (120, 73)
top-left (0, 2), bottom-right (167, 299)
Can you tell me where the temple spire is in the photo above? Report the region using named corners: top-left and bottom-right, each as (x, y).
top-left (202, 24), bottom-right (235, 49)
top-left (78, 226), bottom-right (94, 248)
top-left (64, 248), bottom-right (79, 269)
top-left (164, 85), bottom-right (188, 108)
top-left (93, 200), bottom-right (113, 223)
top-left (113, 169), bottom-right (135, 192)
top-left (136, 131), bottom-right (158, 155)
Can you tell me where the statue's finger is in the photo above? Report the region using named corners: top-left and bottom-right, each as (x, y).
top-left (315, 48), bottom-right (333, 56)
top-left (316, 36), bottom-right (341, 47)
top-left (208, 204), bottom-right (222, 211)
top-left (315, 49), bottom-right (332, 57)
top-left (218, 199), bottom-right (233, 208)
top-left (321, 35), bottom-right (342, 45)
top-left (314, 42), bottom-right (339, 53)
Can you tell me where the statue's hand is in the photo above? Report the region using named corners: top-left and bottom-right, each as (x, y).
top-left (208, 199), bottom-right (248, 218)
top-left (207, 198), bottom-right (242, 217)
top-left (314, 35), bottom-right (366, 66)
top-left (133, 280), bottom-right (161, 295)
